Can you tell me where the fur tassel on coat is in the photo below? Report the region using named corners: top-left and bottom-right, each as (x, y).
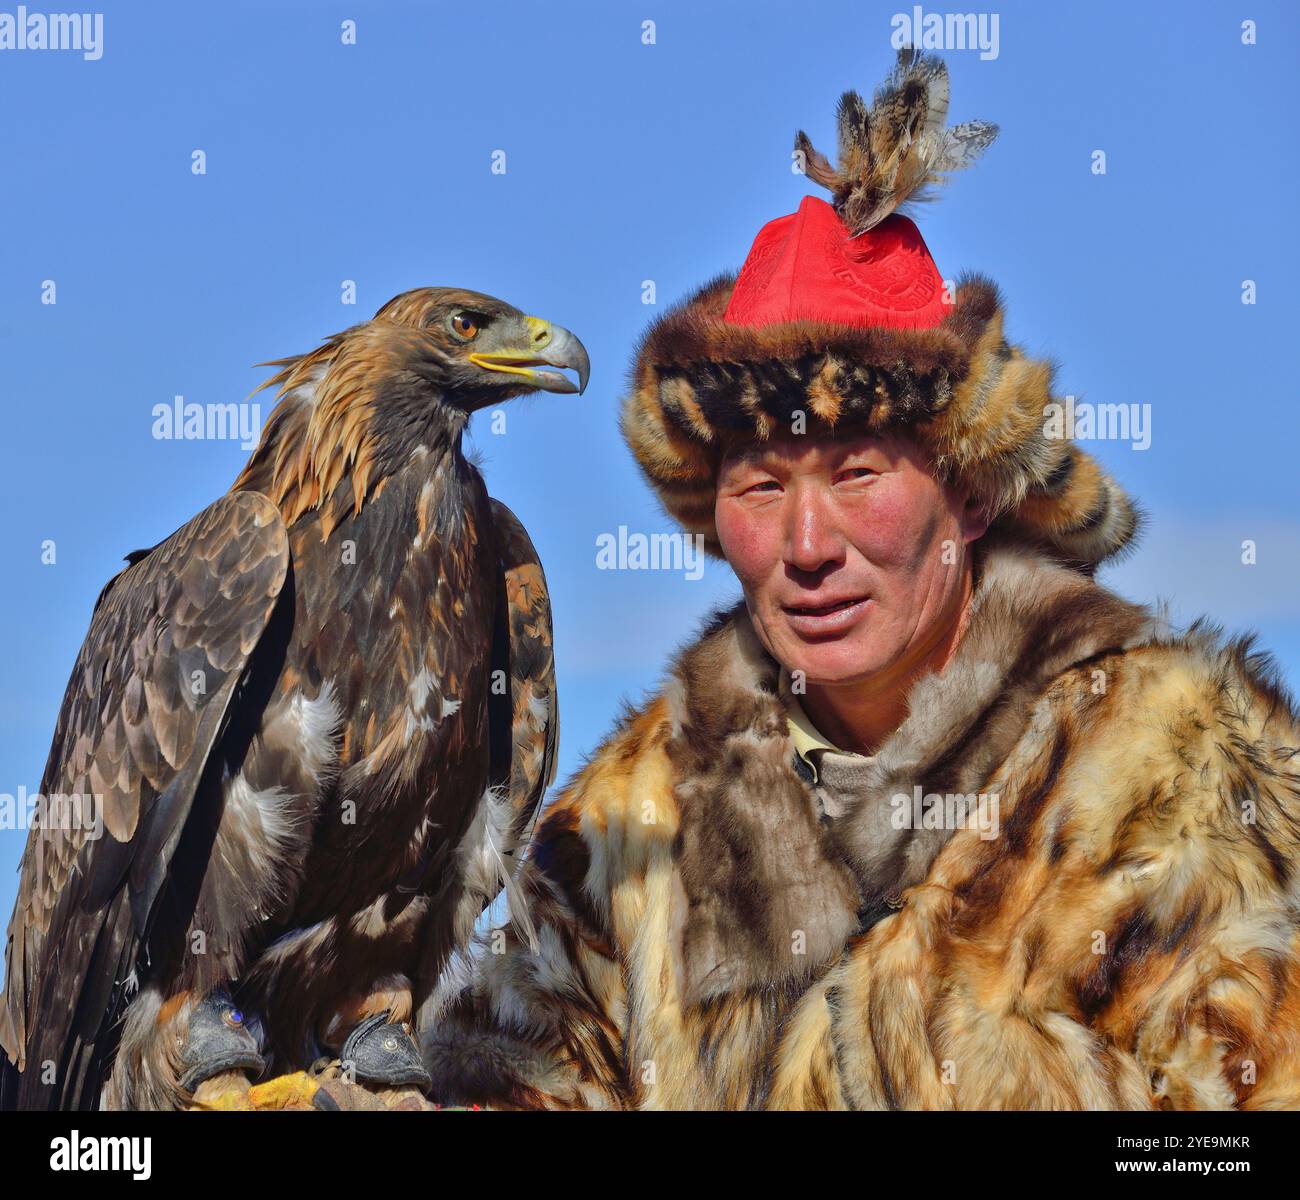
top-left (421, 534), bottom-right (1300, 1110)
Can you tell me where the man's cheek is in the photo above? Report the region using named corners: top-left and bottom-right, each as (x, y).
top-left (847, 488), bottom-right (930, 565)
top-left (715, 503), bottom-right (775, 583)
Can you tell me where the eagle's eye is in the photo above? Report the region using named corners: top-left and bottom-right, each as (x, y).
top-left (449, 312), bottom-right (481, 341)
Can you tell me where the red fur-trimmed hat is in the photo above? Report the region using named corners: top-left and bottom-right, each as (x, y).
top-left (622, 48), bottom-right (1140, 569)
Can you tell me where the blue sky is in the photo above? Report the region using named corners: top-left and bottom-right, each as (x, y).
top-left (1, 0), bottom-right (1297, 928)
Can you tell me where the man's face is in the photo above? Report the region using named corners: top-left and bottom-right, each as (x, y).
top-left (715, 430), bottom-right (987, 687)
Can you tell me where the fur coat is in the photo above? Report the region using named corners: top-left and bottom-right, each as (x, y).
top-left (421, 535), bottom-right (1300, 1109)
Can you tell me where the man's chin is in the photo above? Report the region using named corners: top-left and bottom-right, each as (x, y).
top-left (775, 631), bottom-right (892, 690)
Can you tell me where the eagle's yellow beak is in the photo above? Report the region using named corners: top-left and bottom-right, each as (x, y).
top-left (469, 316), bottom-right (591, 395)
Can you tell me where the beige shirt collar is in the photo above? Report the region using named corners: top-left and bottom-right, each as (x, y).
top-left (779, 669), bottom-right (870, 783)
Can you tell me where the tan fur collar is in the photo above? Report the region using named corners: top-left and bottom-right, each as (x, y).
top-left (665, 535), bottom-right (1157, 1006)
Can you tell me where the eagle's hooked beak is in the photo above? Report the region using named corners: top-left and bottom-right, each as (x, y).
top-left (469, 317), bottom-right (591, 395)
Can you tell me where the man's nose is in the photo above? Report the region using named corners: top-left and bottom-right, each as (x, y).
top-left (783, 485), bottom-right (844, 574)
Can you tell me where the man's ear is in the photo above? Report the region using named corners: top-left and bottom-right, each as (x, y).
top-left (960, 491), bottom-right (993, 545)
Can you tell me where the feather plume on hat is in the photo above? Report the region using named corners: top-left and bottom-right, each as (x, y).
top-left (795, 46), bottom-right (999, 236)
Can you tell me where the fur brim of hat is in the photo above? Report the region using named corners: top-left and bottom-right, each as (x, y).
top-left (621, 268), bottom-right (1141, 569)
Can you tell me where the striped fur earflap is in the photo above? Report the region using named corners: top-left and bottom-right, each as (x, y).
top-left (621, 269), bottom-right (1141, 569)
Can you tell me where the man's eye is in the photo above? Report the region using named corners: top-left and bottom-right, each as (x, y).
top-left (450, 313), bottom-right (480, 340)
top-left (836, 468), bottom-right (876, 484)
top-left (743, 480), bottom-right (781, 496)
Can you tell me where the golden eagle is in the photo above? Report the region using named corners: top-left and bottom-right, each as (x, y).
top-left (0, 288), bottom-right (588, 1109)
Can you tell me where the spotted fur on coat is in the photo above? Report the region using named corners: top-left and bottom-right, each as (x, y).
top-left (423, 536), bottom-right (1300, 1109)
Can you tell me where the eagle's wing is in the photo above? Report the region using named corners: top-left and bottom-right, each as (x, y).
top-left (0, 490), bottom-right (289, 1109)
top-left (487, 499), bottom-right (559, 851)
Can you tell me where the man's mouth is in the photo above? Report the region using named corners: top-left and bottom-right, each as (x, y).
top-left (781, 595), bottom-right (871, 635)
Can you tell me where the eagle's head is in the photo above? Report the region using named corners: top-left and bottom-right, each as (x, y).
top-left (234, 287), bottom-right (591, 535)
top-left (373, 287), bottom-right (590, 406)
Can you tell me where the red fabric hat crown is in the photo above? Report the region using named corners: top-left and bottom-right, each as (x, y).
top-left (724, 195), bottom-right (948, 330)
